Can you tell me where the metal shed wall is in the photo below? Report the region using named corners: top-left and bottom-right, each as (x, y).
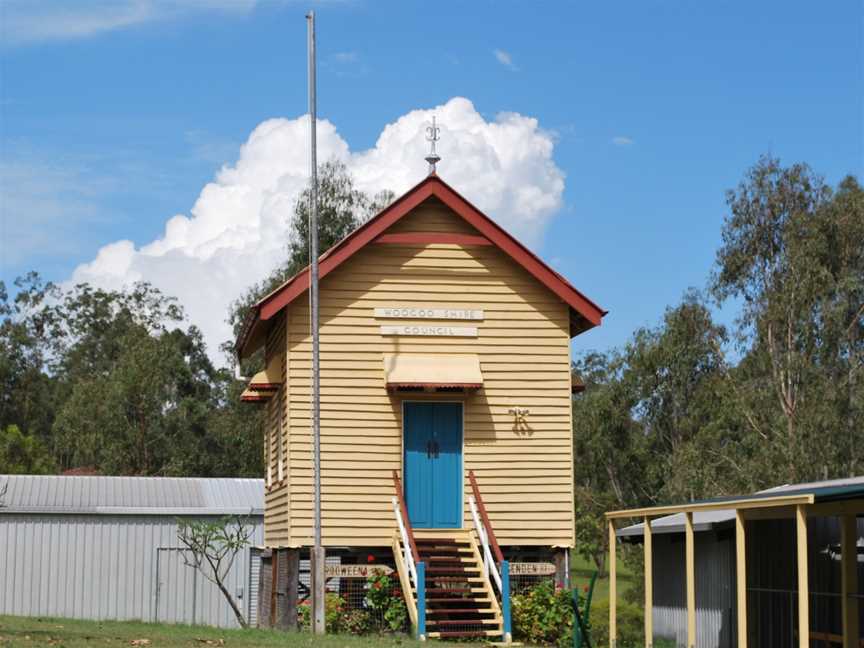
top-left (0, 513), bottom-right (263, 627)
top-left (648, 517), bottom-right (864, 648)
top-left (0, 476), bottom-right (265, 629)
top-left (652, 530), bottom-right (736, 648)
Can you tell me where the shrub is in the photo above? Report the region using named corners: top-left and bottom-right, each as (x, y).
top-left (340, 607), bottom-right (375, 634)
top-left (297, 573), bottom-right (408, 635)
top-left (366, 573), bottom-right (408, 632)
top-left (590, 600), bottom-right (644, 647)
top-left (511, 580), bottom-right (574, 647)
top-left (298, 593), bottom-right (348, 632)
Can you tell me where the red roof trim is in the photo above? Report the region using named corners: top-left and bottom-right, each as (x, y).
top-left (241, 394), bottom-right (271, 403)
top-left (241, 175), bottom-right (605, 352)
top-left (259, 177), bottom-right (436, 320)
top-left (387, 382), bottom-right (483, 388)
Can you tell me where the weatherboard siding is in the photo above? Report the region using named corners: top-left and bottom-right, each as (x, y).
top-left (273, 202), bottom-right (574, 548)
top-left (263, 314), bottom-right (290, 547)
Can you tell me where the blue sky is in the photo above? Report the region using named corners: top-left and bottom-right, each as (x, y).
top-left (1, 0), bottom-right (861, 361)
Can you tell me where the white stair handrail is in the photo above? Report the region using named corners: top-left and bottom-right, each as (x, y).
top-left (469, 494), bottom-right (503, 594)
top-left (392, 496), bottom-right (418, 588)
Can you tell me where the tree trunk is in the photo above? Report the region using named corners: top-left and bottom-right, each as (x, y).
top-left (216, 579), bottom-right (248, 629)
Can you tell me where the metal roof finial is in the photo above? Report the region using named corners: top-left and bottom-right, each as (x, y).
top-left (425, 115), bottom-right (441, 175)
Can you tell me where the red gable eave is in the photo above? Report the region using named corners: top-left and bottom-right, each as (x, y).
top-left (236, 174), bottom-right (605, 356)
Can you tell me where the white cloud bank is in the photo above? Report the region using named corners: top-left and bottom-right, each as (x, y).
top-left (69, 97), bottom-right (565, 362)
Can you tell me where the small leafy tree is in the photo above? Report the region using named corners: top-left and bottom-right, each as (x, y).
top-left (176, 515), bottom-right (254, 628)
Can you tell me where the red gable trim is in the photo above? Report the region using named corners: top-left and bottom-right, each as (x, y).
top-left (258, 177), bottom-right (437, 320)
top-left (241, 175), bottom-right (605, 351)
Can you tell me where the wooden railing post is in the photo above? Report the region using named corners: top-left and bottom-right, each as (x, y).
top-left (468, 469), bottom-right (505, 564)
top-left (416, 561), bottom-right (426, 640)
top-left (392, 470), bottom-right (420, 567)
top-left (501, 560), bottom-right (512, 643)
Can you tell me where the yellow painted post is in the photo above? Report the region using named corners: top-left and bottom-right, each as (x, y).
top-left (735, 510), bottom-right (748, 648)
top-left (609, 519), bottom-right (617, 648)
top-left (685, 511), bottom-right (696, 648)
top-left (841, 514), bottom-right (860, 648)
top-left (796, 505), bottom-right (809, 648)
top-left (644, 516), bottom-right (653, 648)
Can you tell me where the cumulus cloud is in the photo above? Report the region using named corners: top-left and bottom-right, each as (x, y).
top-left (493, 49), bottom-right (518, 71)
top-left (69, 98), bottom-right (565, 362)
top-left (611, 136), bottom-right (634, 146)
top-left (1, 0), bottom-right (260, 46)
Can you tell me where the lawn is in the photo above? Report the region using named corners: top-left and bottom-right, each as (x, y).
top-left (1, 559), bottom-right (635, 648)
top-left (570, 552), bottom-right (636, 607)
top-left (0, 616), bottom-right (427, 648)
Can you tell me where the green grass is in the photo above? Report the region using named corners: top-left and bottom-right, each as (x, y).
top-left (0, 616), bottom-right (428, 648)
top-left (569, 552), bottom-right (635, 607)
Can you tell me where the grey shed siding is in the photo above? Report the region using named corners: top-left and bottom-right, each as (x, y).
top-left (0, 476), bottom-right (264, 628)
top-left (652, 531), bottom-right (736, 648)
top-left (645, 518), bottom-right (864, 648)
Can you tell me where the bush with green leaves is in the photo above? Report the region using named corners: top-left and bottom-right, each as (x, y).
top-left (511, 580), bottom-right (574, 647)
top-left (590, 599), bottom-right (644, 647)
top-left (297, 573), bottom-right (407, 635)
top-left (365, 573), bottom-right (408, 633)
top-left (299, 593), bottom-right (350, 632)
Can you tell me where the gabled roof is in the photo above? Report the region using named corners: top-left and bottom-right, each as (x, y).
top-left (237, 174), bottom-right (606, 356)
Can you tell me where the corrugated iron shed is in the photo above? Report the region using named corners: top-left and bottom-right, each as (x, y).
top-left (0, 475), bottom-right (264, 515)
top-left (0, 475), bottom-right (265, 628)
top-left (618, 475), bottom-right (864, 538)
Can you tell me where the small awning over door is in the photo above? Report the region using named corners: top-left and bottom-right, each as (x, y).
top-left (383, 354), bottom-right (483, 391)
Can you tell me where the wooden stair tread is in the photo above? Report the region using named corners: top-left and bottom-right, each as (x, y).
top-left (428, 618), bottom-right (501, 626)
top-left (427, 608), bottom-right (497, 615)
top-left (428, 630), bottom-right (501, 638)
top-left (427, 597), bottom-right (494, 603)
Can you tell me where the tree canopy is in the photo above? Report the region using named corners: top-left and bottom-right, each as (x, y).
top-left (573, 158), bottom-right (864, 570)
top-left (0, 160), bottom-right (392, 477)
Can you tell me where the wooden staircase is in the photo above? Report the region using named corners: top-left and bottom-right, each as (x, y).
top-left (414, 529), bottom-right (503, 640)
top-left (390, 469), bottom-right (512, 643)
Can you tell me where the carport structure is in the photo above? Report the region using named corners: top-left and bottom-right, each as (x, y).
top-left (606, 481), bottom-right (864, 648)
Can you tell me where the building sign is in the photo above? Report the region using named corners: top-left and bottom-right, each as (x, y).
top-left (324, 564), bottom-right (393, 578)
top-left (509, 562), bottom-right (556, 576)
top-left (380, 325), bottom-right (478, 337)
top-left (375, 307), bottom-right (484, 321)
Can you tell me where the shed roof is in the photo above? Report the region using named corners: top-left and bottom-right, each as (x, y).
top-left (0, 475), bottom-right (264, 516)
top-left (617, 475), bottom-right (864, 538)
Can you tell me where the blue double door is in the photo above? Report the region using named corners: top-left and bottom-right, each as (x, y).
top-left (403, 402), bottom-right (463, 529)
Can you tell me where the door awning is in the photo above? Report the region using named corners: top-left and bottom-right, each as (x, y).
top-left (383, 354), bottom-right (483, 390)
top-left (240, 387), bottom-right (272, 403)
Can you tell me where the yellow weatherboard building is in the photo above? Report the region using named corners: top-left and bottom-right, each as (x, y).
top-left (236, 173), bottom-right (605, 639)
